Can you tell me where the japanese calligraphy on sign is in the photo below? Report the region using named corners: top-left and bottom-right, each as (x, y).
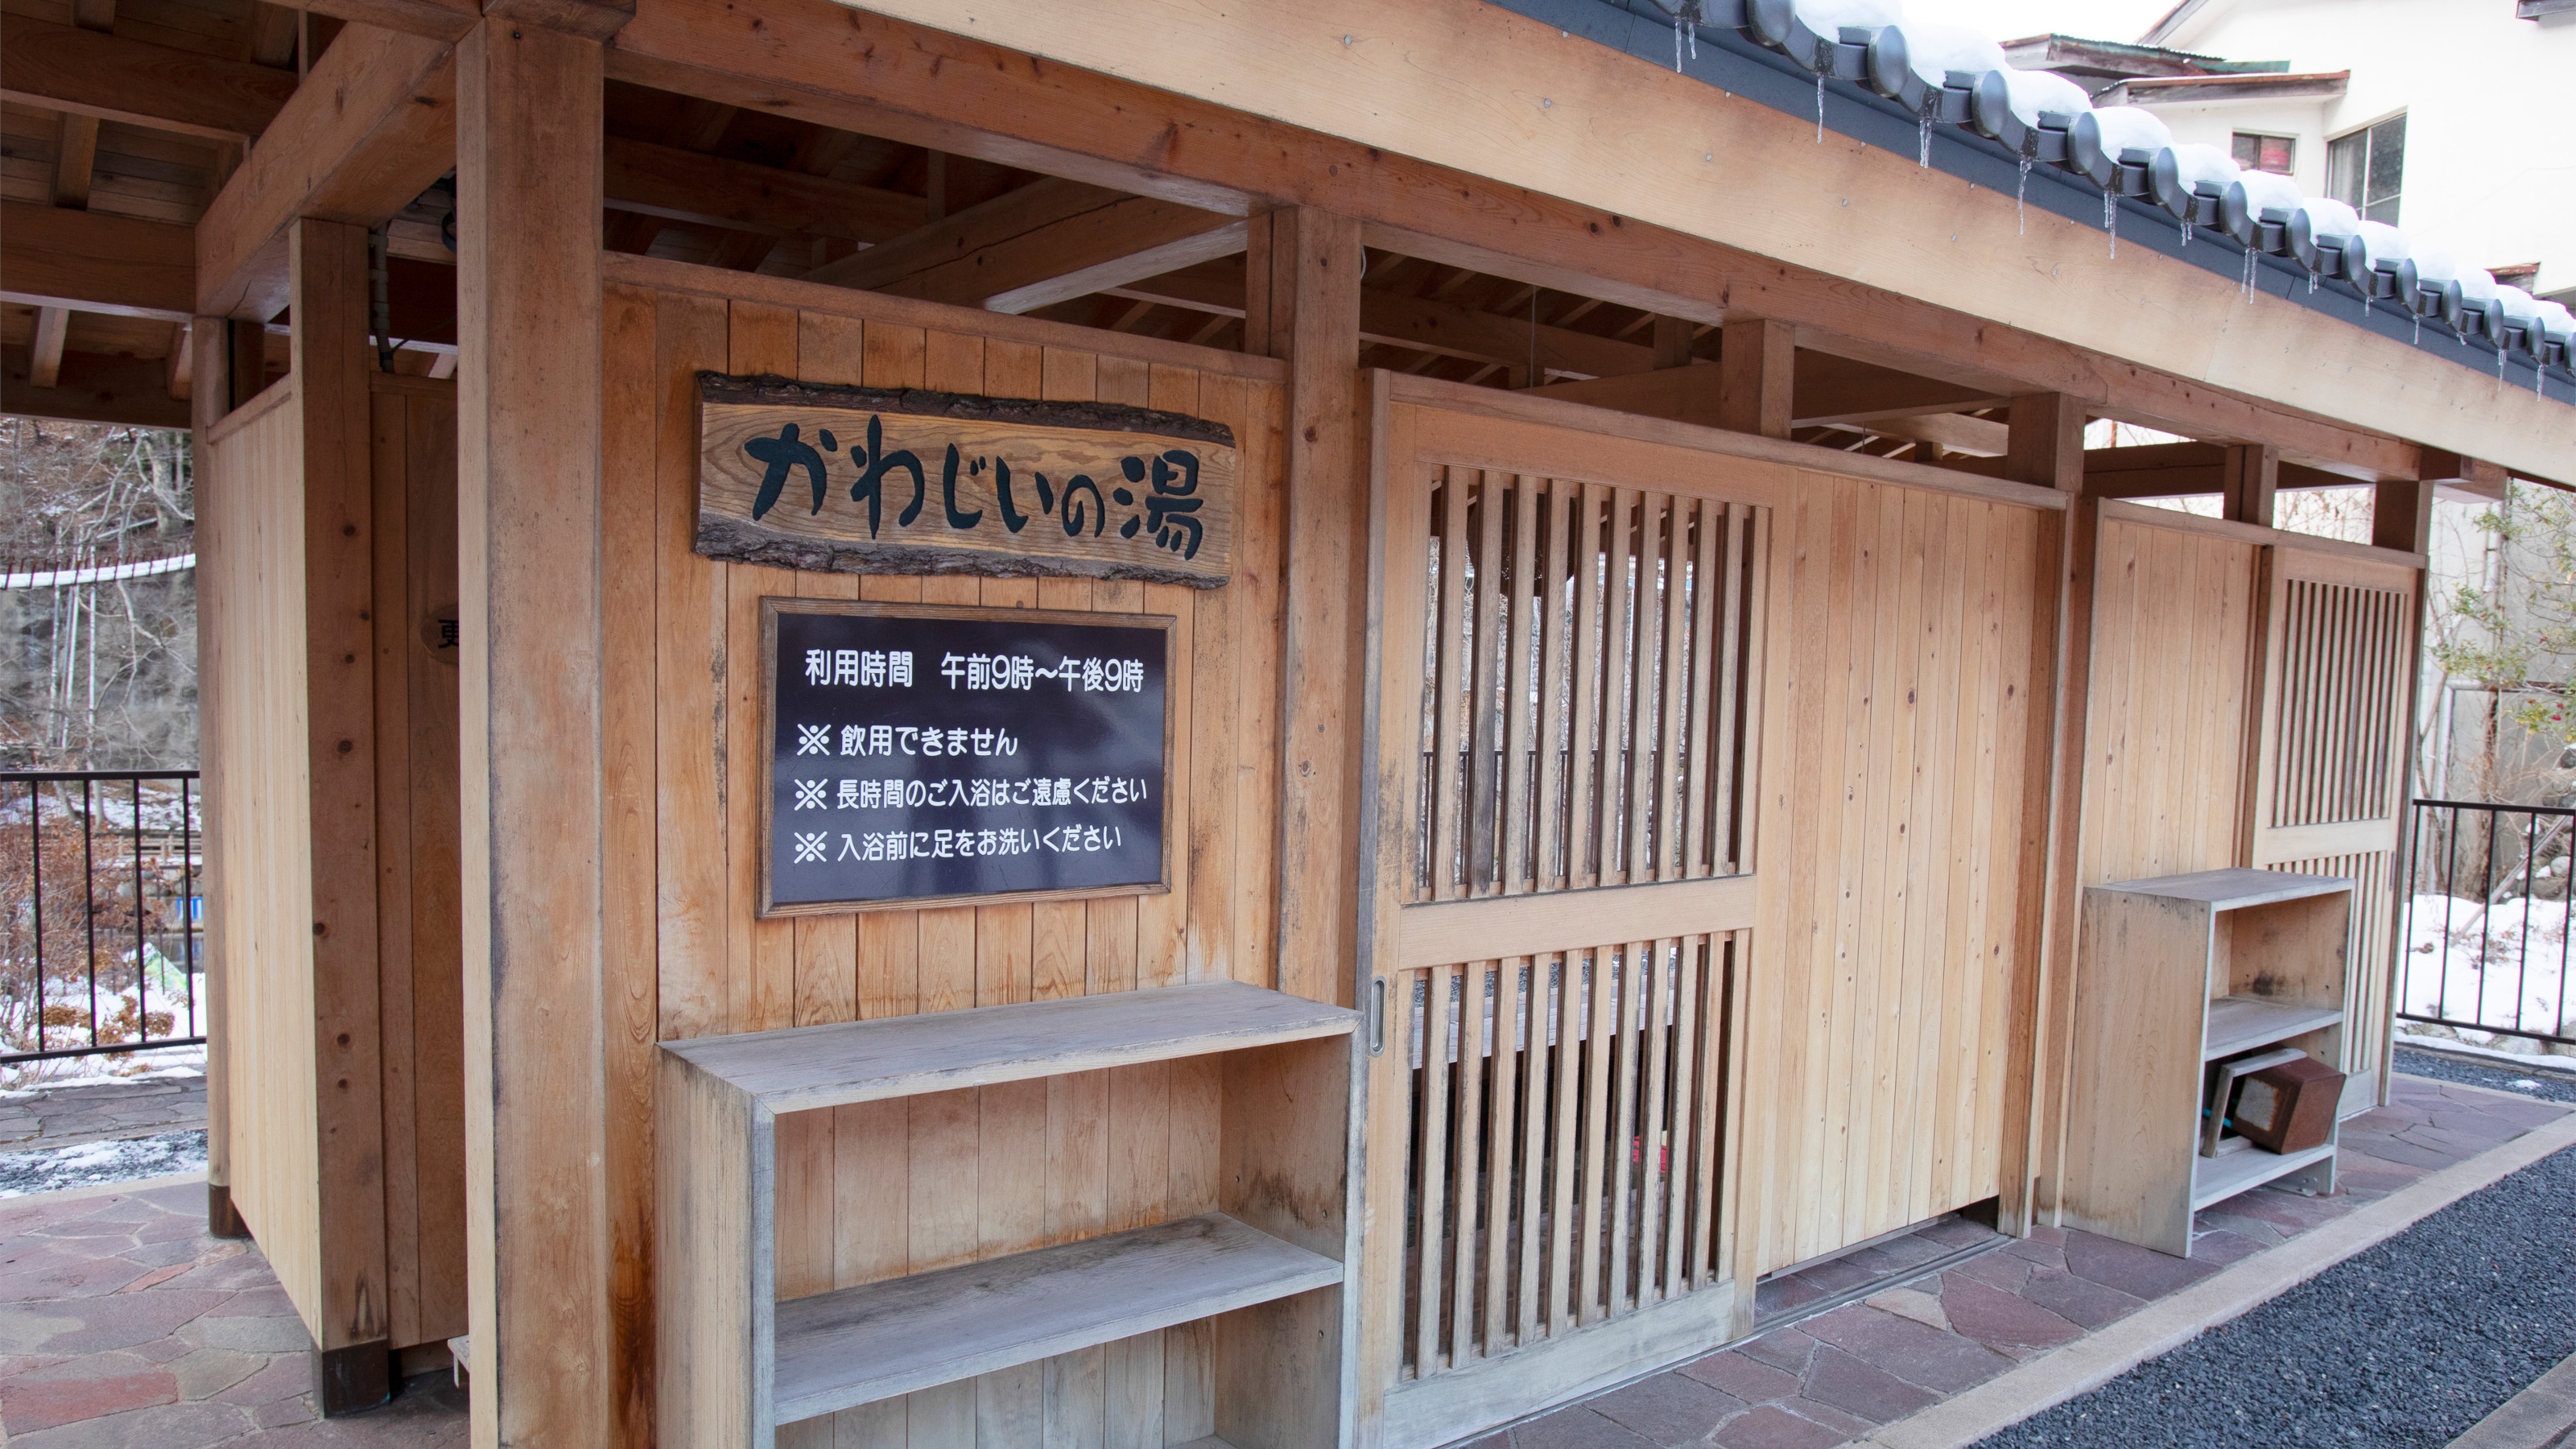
top-left (699, 374), bottom-right (1236, 589)
top-left (759, 599), bottom-right (1174, 915)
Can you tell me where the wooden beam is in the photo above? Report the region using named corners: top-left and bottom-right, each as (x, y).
top-left (1717, 319), bottom-right (1793, 439)
top-left (2374, 477), bottom-right (2435, 554)
top-left (825, 0), bottom-right (2567, 485)
top-left (165, 320), bottom-right (193, 400)
top-left (1790, 352), bottom-right (2010, 427)
top-left (1, 343), bottom-right (192, 427)
top-left (2005, 394), bottom-right (2087, 493)
top-left (1, 203), bottom-right (195, 320)
top-left (0, 18), bottom-right (300, 142)
top-left (52, 114), bottom-right (101, 208)
top-left (602, 134), bottom-right (927, 243)
top-left (2417, 448), bottom-right (2509, 501)
top-left (196, 25), bottom-right (457, 320)
top-left (291, 216), bottom-right (394, 1411)
top-left (1819, 411), bottom-right (2010, 456)
top-left (805, 178), bottom-right (1245, 314)
top-left (2220, 444), bottom-right (2281, 527)
top-left (2081, 441), bottom-right (2351, 500)
top-left (456, 16), bottom-right (616, 1443)
top-left (250, 2), bottom-right (302, 67)
top-left (27, 309), bottom-right (71, 390)
top-left (274, 0), bottom-right (477, 43)
top-left (1104, 259), bottom-right (1657, 379)
top-left (1245, 207), bottom-right (1364, 1011)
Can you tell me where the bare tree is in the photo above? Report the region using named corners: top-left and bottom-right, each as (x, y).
top-left (0, 419), bottom-right (197, 770)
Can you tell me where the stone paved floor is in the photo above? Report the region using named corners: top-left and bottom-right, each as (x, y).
top-left (0, 1073), bottom-right (2561, 1447)
top-left (0, 1075), bottom-right (208, 1152)
top-left (0, 1176), bottom-right (467, 1445)
top-left (1486, 1073), bottom-right (2573, 1449)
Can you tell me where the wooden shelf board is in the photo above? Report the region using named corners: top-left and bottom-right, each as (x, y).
top-left (2191, 1140), bottom-right (2335, 1211)
top-left (2202, 996), bottom-right (2345, 1061)
top-left (2096, 867), bottom-right (2350, 910)
top-left (770, 1212), bottom-right (1341, 1426)
top-left (665, 980), bottom-right (1356, 1113)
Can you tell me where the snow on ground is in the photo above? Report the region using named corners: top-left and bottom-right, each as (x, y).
top-left (2402, 893), bottom-right (2576, 1042)
top-left (0, 1129), bottom-right (204, 1197)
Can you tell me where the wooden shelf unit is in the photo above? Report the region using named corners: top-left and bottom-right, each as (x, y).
top-left (658, 980), bottom-right (1363, 1449)
top-left (2062, 868), bottom-right (2353, 1258)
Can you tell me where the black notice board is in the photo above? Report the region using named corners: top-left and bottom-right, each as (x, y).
top-left (760, 599), bottom-right (1174, 914)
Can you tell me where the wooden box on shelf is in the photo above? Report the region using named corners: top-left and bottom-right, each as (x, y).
top-left (2062, 868), bottom-right (2352, 1258)
top-left (657, 980), bottom-right (1363, 1449)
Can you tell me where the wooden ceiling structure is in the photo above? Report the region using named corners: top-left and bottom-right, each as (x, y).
top-left (1, 0), bottom-right (2545, 506)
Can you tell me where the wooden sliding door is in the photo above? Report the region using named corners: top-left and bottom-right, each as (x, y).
top-left (1354, 378), bottom-right (1781, 1448)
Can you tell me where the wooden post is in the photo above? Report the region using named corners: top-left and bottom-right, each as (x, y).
top-left (229, 318), bottom-right (267, 409)
top-left (2374, 477), bottom-right (2435, 554)
top-left (1715, 318), bottom-right (1791, 439)
top-left (1650, 314), bottom-right (1695, 370)
top-left (2221, 444), bottom-right (2280, 526)
top-left (191, 316), bottom-right (247, 1243)
top-left (1245, 207), bottom-right (1364, 1009)
top-left (293, 215), bottom-right (396, 1415)
top-left (2003, 391), bottom-right (2091, 1236)
top-left (456, 18), bottom-right (616, 1444)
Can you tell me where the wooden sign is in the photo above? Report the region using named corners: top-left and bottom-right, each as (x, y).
top-left (759, 599), bottom-right (1174, 916)
top-left (698, 374), bottom-right (1235, 588)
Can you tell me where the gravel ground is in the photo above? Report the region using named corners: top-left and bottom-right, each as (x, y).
top-left (0, 1128), bottom-right (206, 1196)
top-left (2392, 1046), bottom-right (2576, 1104)
top-left (1975, 1055), bottom-right (2576, 1449)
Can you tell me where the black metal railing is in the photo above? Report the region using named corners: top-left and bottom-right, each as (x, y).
top-left (2401, 798), bottom-right (2576, 1048)
top-left (0, 770), bottom-right (203, 1067)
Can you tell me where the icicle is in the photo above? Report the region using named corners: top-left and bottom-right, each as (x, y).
top-left (2413, 315), bottom-right (2422, 345)
top-left (1918, 115), bottom-right (1932, 167)
top-left (2104, 192), bottom-right (2118, 258)
top-left (2308, 271), bottom-right (2319, 295)
top-left (2241, 246), bottom-right (2257, 300)
top-left (2016, 158), bottom-right (2031, 234)
top-left (1815, 76), bottom-right (1826, 142)
top-left (2181, 219), bottom-right (2193, 246)
top-left (1674, 9), bottom-right (1684, 71)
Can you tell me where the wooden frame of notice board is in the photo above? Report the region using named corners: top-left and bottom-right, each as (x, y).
top-left (757, 598), bottom-right (1179, 918)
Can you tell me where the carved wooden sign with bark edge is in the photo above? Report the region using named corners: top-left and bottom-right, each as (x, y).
top-left (696, 372), bottom-right (1236, 588)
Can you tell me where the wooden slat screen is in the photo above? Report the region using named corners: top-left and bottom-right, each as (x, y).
top-left (1410, 470), bottom-right (1760, 902)
top-left (2267, 578), bottom-right (2409, 829)
top-left (1396, 934), bottom-right (1736, 1380)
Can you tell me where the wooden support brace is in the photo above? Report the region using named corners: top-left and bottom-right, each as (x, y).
top-left (2004, 393), bottom-right (2086, 493)
top-left (291, 216), bottom-right (396, 1417)
top-left (1245, 206), bottom-right (1364, 1010)
top-left (1650, 314), bottom-right (1695, 370)
top-left (2221, 444), bottom-right (2281, 527)
top-left (27, 308), bottom-right (70, 390)
top-left (188, 315), bottom-right (247, 1243)
top-left (2000, 390), bottom-right (2087, 1234)
top-left (1716, 318), bottom-right (1792, 439)
top-left (456, 17), bottom-right (617, 1443)
top-left (2373, 477), bottom-right (2436, 555)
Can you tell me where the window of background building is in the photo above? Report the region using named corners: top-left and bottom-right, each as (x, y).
top-left (2231, 131), bottom-right (2296, 175)
top-left (2327, 114), bottom-right (2406, 224)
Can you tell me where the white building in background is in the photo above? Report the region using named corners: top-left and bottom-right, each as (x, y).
top-left (2008, 0), bottom-right (2576, 308)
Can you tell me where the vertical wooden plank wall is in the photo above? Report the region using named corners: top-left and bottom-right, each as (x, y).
top-left (200, 386), bottom-right (325, 1327)
top-left (2074, 518), bottom-right (2257, 887)
top-left (2033, 514), bottom-right (2259, 1205)
top-left (366, 374), bottom-right (469, 1354)
top-left (597, 259), bottom-right (1287, 1449)
top-left (1747, 472), bottom-right (2050, 1274)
